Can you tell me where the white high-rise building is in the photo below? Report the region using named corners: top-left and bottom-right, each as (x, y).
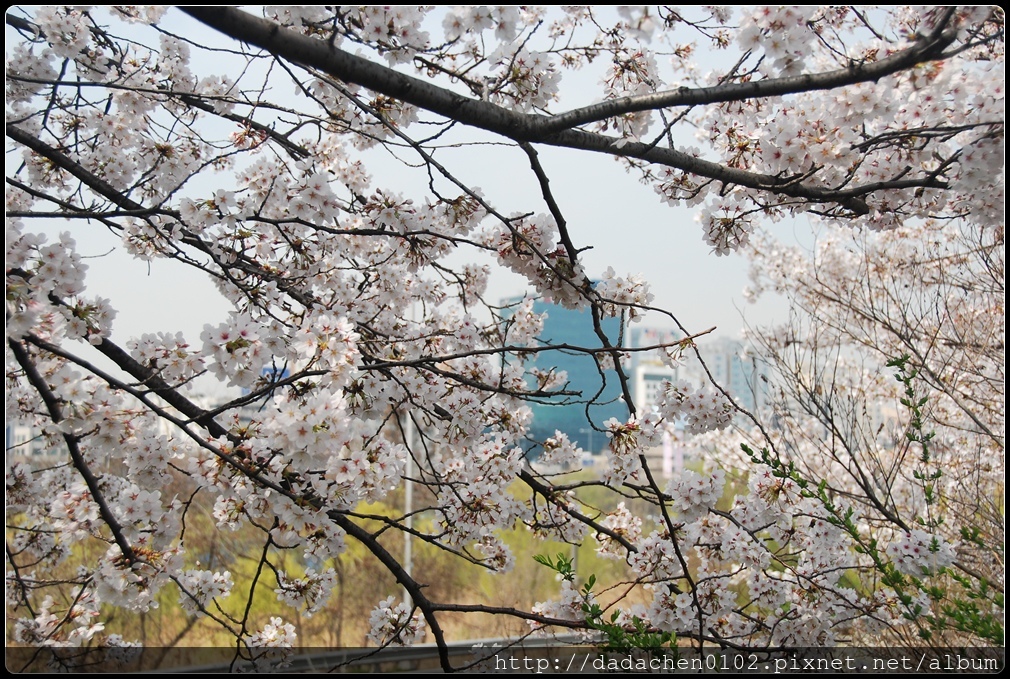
top-left (6, 421), bottom-right (61, 465)
top-left (628, 326), bottom-right (683, 414)
top-left (623, 330), bottom-right (771, 477)
top-left (628, 330), bottom-right (769, 417)
top-left (688, 337), bottom-right (767, 414)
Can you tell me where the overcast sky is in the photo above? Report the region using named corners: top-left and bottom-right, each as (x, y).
top-left (9, 7), bottom-right (805, 397)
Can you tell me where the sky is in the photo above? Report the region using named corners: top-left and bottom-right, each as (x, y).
top-left (68, 106), bottom-right (796, 344)
top-left (8, 7), bottom-right (805, 398)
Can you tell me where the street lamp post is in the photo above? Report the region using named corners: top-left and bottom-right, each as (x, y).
top-left (403, 412), bottom-right (413, 607)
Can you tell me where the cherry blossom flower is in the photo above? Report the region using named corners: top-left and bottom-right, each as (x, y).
top-left (367, 596), bottom-right (426, 646)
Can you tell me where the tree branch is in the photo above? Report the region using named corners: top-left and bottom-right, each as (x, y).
top-left (181, 6), bottom-right (961, 216)
top-left (8, 338), bottom-right (139, 564)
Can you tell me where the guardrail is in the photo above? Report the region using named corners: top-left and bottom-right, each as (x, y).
top-left (7, 634), bottom-right (598, 673)
top-left (172, 634), bottom-right (591, 673)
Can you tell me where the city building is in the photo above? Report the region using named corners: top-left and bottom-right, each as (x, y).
top-left (628, 326), bottom-right (684, 415)
top-left (627, 329), bottom-right (769, 415)
top-left (686, 336), bottom-right (768, 414)
top-left (6, 421), bottom-right (60, 465)
top-left (501, 295), bottom-right (628, 454)
top-left (624, 329), bottom-right (770, 477)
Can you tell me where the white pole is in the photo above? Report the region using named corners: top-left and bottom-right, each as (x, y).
top-left (403, 300), bottom-right (416, 606)
top-left (403, 411), bottom-right (413, 606)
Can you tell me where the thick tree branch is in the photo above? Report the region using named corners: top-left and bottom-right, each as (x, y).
top-left (539, 28), bottom-right (959, 134)
top-left (7, 123), bottom-right (146, 212)
top-left (181, 6), bottom-right (960, 215)
top-left (8, 339), bottom-right (139, 564)
top-left (328, 512), bottom-right (452, 671)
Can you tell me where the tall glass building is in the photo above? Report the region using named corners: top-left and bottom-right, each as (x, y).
top-left (501, 295), bottom-right (628, 455)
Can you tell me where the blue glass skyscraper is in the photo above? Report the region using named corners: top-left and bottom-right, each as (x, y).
top-left (502, 295), bottom-right (628, 454)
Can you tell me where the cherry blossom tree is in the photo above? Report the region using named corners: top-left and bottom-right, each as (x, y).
top-left (736, 212), bottom-right (1004, 646)
top-left (6, 5), bottom-right (1003, 670)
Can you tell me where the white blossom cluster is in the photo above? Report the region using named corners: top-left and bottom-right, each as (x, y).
top-left (598, 37), bottom-right (662, 140)
top-left (887, 530), bottom-right (959, 577)
top-left (93, 545), bottom-right (182, 613)
top-left (367, 596), bottom-right (426, 646)
top-left (442, 6), bottom-right (522, 44)
top-left (628, 528), bottom-right (685, 582)
top-left (666, 468), bottom-right (726, 522)
top-left (248, 616), bottom-right (297, 647)
top-left (657, 380), bottom-right (735, 434)
top-left (436, 437), bottom-right (527, 552)
top-left (6, 227), bottom-right (115, 344)
top-left (649, 587), bottom-right (707, 633)
top-left (200, 313), bottom-right (274, 389)
top-left (127, 332), bottom-right (205, 385)
top-left (603, 413), bottom-right (663, 486)
top-left (738, 6), bottom-right (820, 76)
top-left (595, 502), bottom-right (642, 559)
top-left (177, 569), bottom-right (234, 615)
top-left (274, 568), bottom-right (337, 617)
top-left (488, 214), bottom-right (589, 310)
top-left (12, 589), bottom-right (104, 647)
top-left (488, 48), bottom-right (561, 112)
top-left (595, 267), bottom-right (654, 321)
top-left (538, 430), bottom-right (581, 469)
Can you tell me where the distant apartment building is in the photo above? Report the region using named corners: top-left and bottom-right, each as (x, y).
top-left (628, 326), bottom-right (683, 415)
top-left (623, 329), bottom-right (770, 477)
top-left (687, 336), bottom-right (767, 414)
top-left (627, 329), bottom-right (767, 414)
top-left (495, 292), bottom-right (770, 462)
top-left (6, 421), bottom-right (60, 465)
